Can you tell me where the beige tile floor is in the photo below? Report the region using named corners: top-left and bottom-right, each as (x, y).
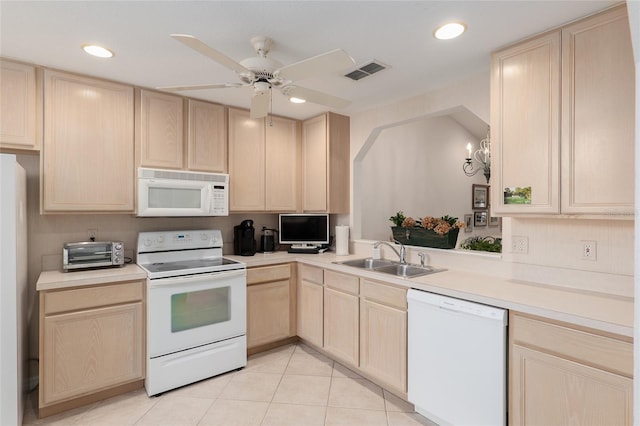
top-left (23, 343), bottom-right (437, 426)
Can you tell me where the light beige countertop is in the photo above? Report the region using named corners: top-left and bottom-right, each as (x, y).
top-left (36, 264), bottom-right (147, 291)
top-left (228, 251), bottom-right (634, 338)
top-left (36, 252), bottom-right (633, 338)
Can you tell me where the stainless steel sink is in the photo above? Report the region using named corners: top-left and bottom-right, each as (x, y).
top-left (335, 258), bottom-right (444, 278)
top-left (374, 264), bottom-right (443, 278)
top-left (337, 257), bottom-right (397, 269)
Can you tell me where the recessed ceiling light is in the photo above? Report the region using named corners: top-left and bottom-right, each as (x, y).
top-left (82, 44), bottom-right (114, 58)
top-left (434, 22), bottom-right (466, 40)
top-left (289, 97), bottom-right (306, 104)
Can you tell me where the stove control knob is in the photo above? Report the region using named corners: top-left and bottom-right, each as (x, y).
top-left (114, 243), bottom-right (122, 250)
top-left (201, 233), bottom-right (209, 241)
top-left (157, 235), bottom-right (165, 243)
top-left (144, 239), bottom-right (152, 247)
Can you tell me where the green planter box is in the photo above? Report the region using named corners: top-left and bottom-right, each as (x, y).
top-left (391, 226), bottom-right (459, 249)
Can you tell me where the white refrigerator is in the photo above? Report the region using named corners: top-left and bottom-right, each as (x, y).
top-left (0, 153), bottom-right (28, 426)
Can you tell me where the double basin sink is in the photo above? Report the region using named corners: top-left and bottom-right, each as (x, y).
top-left (334, 257), bottom-right (445, 278)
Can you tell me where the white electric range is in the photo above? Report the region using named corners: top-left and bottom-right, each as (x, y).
top-left (137, 229), bottom-right (246, 396)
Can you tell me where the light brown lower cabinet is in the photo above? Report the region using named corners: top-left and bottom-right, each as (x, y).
top-left (246, 264), bottom-right (295, 350)
top-left (323, 270), bottom-right (359, 366)
top-left (359, 279), bottom-right (407, 395)
top-left (509, 312), bottom-right (633, 425)
top-left (296, 264), bottom-right (324, 347)
top-left (39, 281), bottom-right (145, 418)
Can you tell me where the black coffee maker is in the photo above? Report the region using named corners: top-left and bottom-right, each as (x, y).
top-left (234, 219), bottom-right (257, 256)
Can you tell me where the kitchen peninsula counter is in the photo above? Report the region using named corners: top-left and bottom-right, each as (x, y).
top-left (229, 251), bottom-right (633, 338)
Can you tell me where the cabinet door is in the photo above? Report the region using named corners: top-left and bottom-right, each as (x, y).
top-left (510, 345), bottom-right (632, 425)
top-left (41, 302), bottom-right (143, 405)
top-left (247, 280), bottom-right (291, 348)
top-left (490, 31), bottom-right (561, 214)
top-left (326, 113), bottom-right (350, 214)
top-left (560, 6), bottom-right (635, 215)
top-left (297, 265), bottom-right (323, 347)
top-left (266, 116), bottom-right (299, 211)
top-left (43, 70), bottom-right (134, 212)
top-left (360, 298), bottom-right (407, 393)
top-left (1, 59), bottom-right (41, 151)
top-left (228, 108), bottom-right (265, 211)
top-left (187, 100), bottom-right (227, 173)
top-left (323, 287), bottom-right (359, 366)
top-left (138, 89), bottom-right (184, 169)
top-left (302, 114), bottom-right (327, 211)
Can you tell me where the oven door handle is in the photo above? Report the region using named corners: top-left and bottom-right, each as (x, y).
top-left (148, 269), bottom-right (246, 288)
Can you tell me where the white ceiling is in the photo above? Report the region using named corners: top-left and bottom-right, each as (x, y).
top-left (0, 1), bottom-right (617, 120)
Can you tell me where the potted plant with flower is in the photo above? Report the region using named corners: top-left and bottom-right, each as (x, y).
top-left (389, 211), bottom-right (464, 249)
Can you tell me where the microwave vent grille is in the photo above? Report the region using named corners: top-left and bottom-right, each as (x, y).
top-left (138, 168), bottom-right (228, 183)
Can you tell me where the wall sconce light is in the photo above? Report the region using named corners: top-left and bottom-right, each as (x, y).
top-left (463, 127), bottom-right (491, 183)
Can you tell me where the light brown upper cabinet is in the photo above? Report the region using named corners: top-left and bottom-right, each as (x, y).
top-left (302, 112), bottom-right (350, 213)
top-left (491, 5), bottom-right (634, 217)
top-left (560, 6), bottom-right (634, 215)
top-left (1, 59), bottom-right (42, 152)
top-left (42, 70), bottom-right (134, 212)
top-left (228, 107), bottom-right (299, 212)
top-left (187, 99), bottom-right (227, 173)
top-left (137, 93), bottom-right (227, 172)
top-left (136, 89), bottom-right (184, 170)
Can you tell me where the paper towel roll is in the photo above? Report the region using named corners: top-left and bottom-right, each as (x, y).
top-left (335, 225), bottom-right (350, 256)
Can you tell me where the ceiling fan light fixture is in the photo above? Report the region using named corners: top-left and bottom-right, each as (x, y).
top-left (81, 44), bottom-right (114, 58)
top-left (289, 97), bottom-right (306, 104)
top-left (434, 22), bottom-right (466, 40)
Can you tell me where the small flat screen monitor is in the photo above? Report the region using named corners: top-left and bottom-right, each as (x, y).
top-left (279, 214), bottom-right (329, 248)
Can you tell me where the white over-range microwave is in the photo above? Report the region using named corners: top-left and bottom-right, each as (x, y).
top-left (137, 168), bottom-right (229, 217)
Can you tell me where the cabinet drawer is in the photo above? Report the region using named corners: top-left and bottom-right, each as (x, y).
top-left (247, 264), bottom-right (291, 285)
top-left (360, 279), bottom-right (407, 310)
top-left (43, 281), bottom-right (144, 315)
top-left (299, 264), bottom-right (323, 285)
top-left (510, 313), bottom-right (633, 378)
top-left (324, 270), bottom-right (359, 295)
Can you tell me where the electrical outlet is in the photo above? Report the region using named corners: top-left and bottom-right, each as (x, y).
top-left (582, 240), bottom-right (597, 261)
top-left (511, 236), bottom-right (528, 254)
top-left (88, 229), bottom-right (98, 241)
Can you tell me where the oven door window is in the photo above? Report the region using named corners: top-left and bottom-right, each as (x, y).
top-left (171, 287), bottom-right (230, 332)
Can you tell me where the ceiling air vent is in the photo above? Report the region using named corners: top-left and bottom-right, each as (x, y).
top-left (344, 60), bottom-right (389, 81)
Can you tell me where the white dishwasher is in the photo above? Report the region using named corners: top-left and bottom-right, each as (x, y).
top-left (407, 289), bottom-right (507, 426)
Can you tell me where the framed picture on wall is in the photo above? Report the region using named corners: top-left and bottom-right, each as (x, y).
top-left (474, 210), bottom-right (488, 227)
top-left (472, 184), bottom-right (489, 210)
top-left (489, 216), bottom-right (501, 227)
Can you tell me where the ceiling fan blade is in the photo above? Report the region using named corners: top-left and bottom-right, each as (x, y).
top-left (250, 90), bottom-right (270, 119)
top-left (282, 85), bottom-right (351, 109)
top-left (277, 49), bottom-right (355, 81)
top-left (171, 34), bottom-right (251, 76)
top-left (157, 83), bottom-right (245, 92)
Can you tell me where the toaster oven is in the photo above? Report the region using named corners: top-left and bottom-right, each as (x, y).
top-left (63, 241), bottom-right (125, 271)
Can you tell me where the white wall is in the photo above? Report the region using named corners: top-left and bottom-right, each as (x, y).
top-left (359, 115), bottom-right (489, 242)
top-left (351, 71), bottom-right (490, 240)
top-left (350, 69), bottom-right (633, 297)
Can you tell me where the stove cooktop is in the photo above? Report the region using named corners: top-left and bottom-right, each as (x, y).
top-left (140, 257), bottom-right (241, 274)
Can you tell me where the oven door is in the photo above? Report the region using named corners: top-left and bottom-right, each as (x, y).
top-left (147, 269), bottom-right (246, 358)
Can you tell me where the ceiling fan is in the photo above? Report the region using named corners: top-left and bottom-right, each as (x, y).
top-left (159, 34), bottom-right (356, 119)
